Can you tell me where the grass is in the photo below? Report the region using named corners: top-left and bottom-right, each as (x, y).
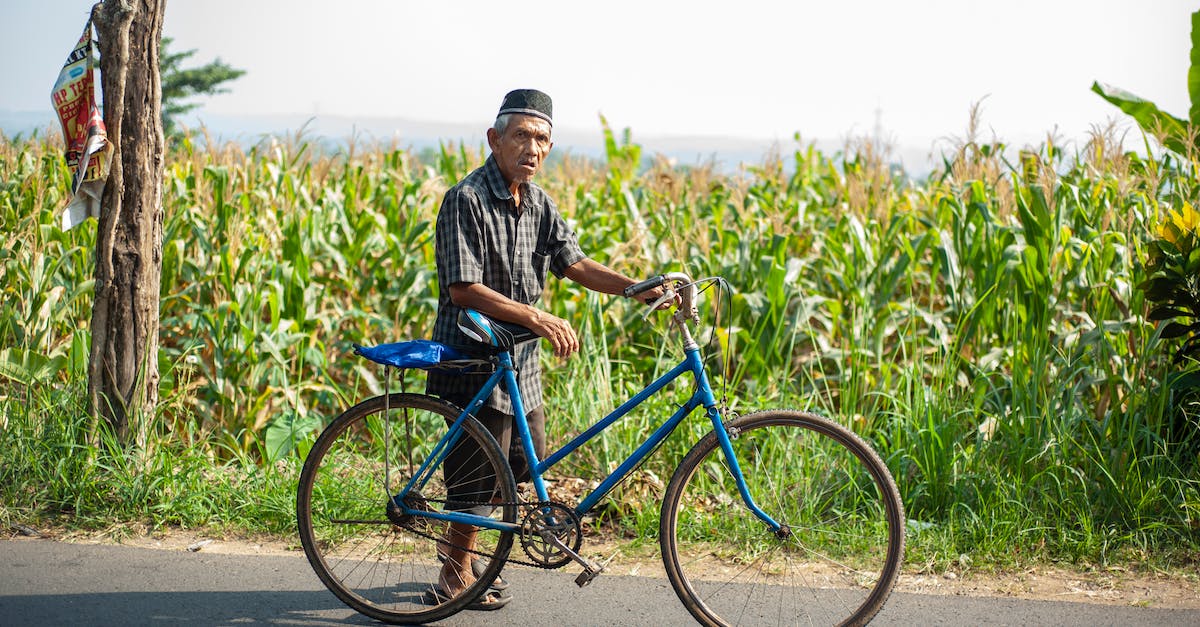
top-left (0, 383), bottom-right (298, 538)
top-left (1, 118), bottom-right (1199, 575)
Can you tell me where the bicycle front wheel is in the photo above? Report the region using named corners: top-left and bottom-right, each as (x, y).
top-left (296, 393), bottom-right (517, 624)
top-left (660, 410), bottom-right (904, 627)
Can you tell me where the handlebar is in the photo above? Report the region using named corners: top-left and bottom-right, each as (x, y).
top-left (622, 275), bottom-right (666, 298)
top-left (627, 272), bottom-right (700, 333)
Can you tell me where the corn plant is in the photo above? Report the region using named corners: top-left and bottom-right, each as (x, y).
top-left (2, 118), bottom-right (1198, 565)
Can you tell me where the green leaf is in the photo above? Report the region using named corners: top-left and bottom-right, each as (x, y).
top-left (0, 348), bottom-right (66, 386)
top-left (1160, 321), bottom-right (1196, 339)
top-left (1141, 277), bottom-right (1184, 302)
top-left (264, 408), bottom-right (321, 462)
top-left (1091, 81), bottom-right (1190, 154)
top-left (1149, 305), bottom-right (1193, 321)
top-left (1167, 368), bottom-right (1200, 391)
top-left (69, 331), bottom-right (89, 379)
top-left (1191, 10), bottom-right (1200, 124)
top-left (1178, 335), bottom-right (1200, 363)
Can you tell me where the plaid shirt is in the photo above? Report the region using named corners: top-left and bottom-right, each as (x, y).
top-left (426, 155), bottom-right (586, 413)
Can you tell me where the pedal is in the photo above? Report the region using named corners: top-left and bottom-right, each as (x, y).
top-left (574, 551), bottom-right (617, 587)
top-left (575, 563), bottom-right (602, 587)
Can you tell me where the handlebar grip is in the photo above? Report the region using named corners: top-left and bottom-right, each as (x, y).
top-left (623, 275), bottom-right (666, 298)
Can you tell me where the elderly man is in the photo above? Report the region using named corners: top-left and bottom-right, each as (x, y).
top-left (426, 89), bottom-right (663, 609)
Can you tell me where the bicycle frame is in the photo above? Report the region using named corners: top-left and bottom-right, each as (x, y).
top-left (396, 282), bottom-right (782, 535)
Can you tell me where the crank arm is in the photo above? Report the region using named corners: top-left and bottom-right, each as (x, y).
top-left (538, 529), bottom-right (603, 586)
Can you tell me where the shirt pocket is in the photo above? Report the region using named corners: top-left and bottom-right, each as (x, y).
top-left (517, 251), bottom-right (551, 303)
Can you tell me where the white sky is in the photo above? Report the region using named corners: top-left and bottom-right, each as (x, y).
top-left (1, 0), bottom-right (1192, 149)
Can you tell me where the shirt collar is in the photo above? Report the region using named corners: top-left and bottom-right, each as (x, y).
top-left (483, 155), bottom-right (515, 202)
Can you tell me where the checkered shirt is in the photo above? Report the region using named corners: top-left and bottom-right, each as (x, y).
top-left (426, 155), bottom-right (586, 414)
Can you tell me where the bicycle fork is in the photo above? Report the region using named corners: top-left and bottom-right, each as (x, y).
top-left (708, 412), bottom-right (790, 537)
top-left (690, 353), bottom-right (789, 537)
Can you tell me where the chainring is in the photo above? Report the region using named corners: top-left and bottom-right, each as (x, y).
top-left (519, 501), bottom-right (583, 569)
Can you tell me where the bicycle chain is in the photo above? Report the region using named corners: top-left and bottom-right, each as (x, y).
top-left (395, 498), bottom-right (580, 570)
top-left (720, 405), bottom-right (741, 435)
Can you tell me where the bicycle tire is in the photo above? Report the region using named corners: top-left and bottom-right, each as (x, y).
top-left (296, 393), bottom-right (517, 624)
top-left (660, 410), bottom-right (905, 626)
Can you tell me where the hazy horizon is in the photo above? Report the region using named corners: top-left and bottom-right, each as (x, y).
top-left (1, 101), bottom-right (1126, 179)
top-left (2, 0), bottom-right (1190, 169)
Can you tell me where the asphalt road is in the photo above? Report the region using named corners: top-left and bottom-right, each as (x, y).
top-left (2, 539), bottom-right (1197, 626)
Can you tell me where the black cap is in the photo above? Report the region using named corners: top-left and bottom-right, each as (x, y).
top-left (497, 89), bottom-right (553, 126)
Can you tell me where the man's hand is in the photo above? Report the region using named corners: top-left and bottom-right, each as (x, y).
top-left (449, 282), bottom-right (580, 357)
top-left (528, 310), bottom-right (580, 358)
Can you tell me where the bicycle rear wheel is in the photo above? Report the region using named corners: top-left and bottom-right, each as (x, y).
top-left (660, 410), bottom-right (904, 626)
top-left (296, 393), bottom-right (517, 624)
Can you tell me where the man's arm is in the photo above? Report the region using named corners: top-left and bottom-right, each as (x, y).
top-left (564, 258), bottom-right (667, 304)
top-left (447, 260), bottom-right (666, 359)
top-left (562, 258), bottom-right (636, 294)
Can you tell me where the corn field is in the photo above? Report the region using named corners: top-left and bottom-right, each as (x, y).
top-left (1, 119), bottom-right (1198, 565)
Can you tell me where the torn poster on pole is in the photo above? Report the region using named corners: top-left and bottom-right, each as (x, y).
top-left (52, 20), bottom-right (109, 231)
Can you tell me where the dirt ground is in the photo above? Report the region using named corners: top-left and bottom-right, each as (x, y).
top-left (20, 524), bottom-right (1198, 611)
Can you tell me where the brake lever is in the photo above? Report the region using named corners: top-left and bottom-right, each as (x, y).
top-left (641, 287), bottom-right (677, 321)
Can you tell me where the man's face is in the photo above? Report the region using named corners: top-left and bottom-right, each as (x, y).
top-left (488, 114), bottom-right (553, 187)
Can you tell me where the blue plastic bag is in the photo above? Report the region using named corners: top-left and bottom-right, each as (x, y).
top-left (353, 340), bottom-right (472, 369)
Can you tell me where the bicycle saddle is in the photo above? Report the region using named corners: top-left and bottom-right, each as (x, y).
top-left (457, 309), bottom-right (539, 351)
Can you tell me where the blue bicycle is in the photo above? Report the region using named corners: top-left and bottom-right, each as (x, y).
top-left (297, 272), bottom-right (905, 625)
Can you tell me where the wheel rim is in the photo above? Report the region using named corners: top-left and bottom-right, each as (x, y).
top-left (663, 412), bottom-right (904, 626)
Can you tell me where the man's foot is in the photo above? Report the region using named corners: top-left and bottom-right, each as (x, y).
top-left (436, 549), bottom-right (509, 590)
top-left (424, 584), bottom-right (512, 611)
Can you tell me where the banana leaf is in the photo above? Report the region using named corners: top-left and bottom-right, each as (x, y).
top-left (1091, 9), bottom-right (1200, 155)
top-left (1091, 81), bottom-right (1189, 155)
